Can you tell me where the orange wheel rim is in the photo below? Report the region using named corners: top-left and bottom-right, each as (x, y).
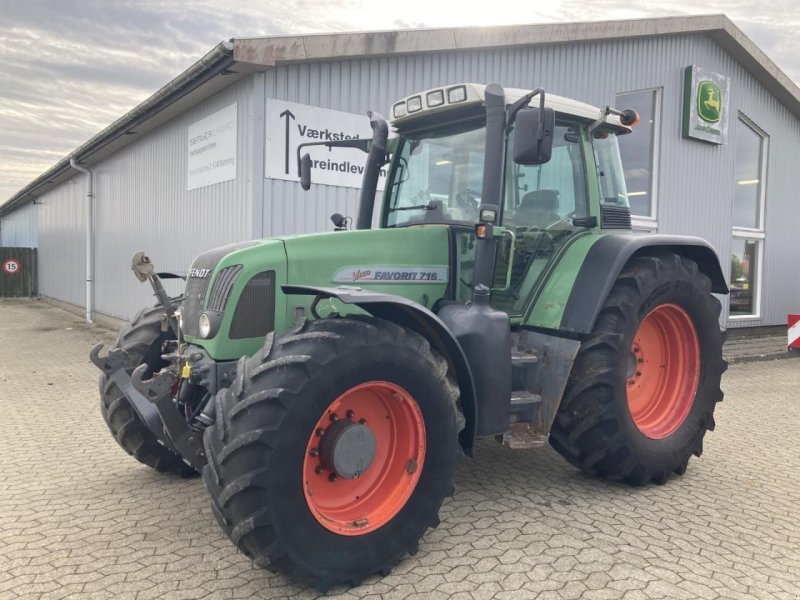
top-left (302, 381), bottom-right (426, 536)
top-left (626, 304), bottom-right (700, 439)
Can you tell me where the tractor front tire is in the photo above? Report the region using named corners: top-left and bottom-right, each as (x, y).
top-left (203, 316), bottom-right (461, 589)
top-left (99, 302), bottom-right (191, 475)
top-left (550, 253), bottom-right (726, 485)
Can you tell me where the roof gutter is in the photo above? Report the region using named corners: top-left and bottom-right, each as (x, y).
top-left (0, 40), bottom-right (234, 217)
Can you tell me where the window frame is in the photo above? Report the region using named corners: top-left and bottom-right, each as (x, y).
top-left (615, 87), bottom-right (662, 230)
top-left (729, 113), bottom-right (769, 322)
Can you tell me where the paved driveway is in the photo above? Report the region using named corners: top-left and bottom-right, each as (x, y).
top-left (1, 299), bottom-right (799, 600)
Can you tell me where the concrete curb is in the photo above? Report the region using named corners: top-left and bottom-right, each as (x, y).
top-left (725, 351), bottom-right (799, 365)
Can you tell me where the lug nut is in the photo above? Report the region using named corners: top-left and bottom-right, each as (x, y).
top-left (359, 418), bottom-right (367, 425)
top-left (316, 427), bottom-right (325, 437)
top-left (636, 371), bottom-right (642, 377)
top-left (328, 473), bottom-right (338, 482)
top-left (315, 465), bottom-right (325, 475)
top-left (346, 410), bottom-right (355, 419)
top-left (330, 413), bottom-right (338, 422)
top-left (309, 448), bottom-right (319, 457)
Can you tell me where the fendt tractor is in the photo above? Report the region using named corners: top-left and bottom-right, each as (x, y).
top-left (91, 83), bottom-right (728, 589)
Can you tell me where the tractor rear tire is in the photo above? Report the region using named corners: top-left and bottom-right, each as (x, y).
top-left (202, 316), bottom-right (461, 590)
top-left (549, 253), bottom-right (726, 485)
top-left (99, 302), bottom-right (191, 475)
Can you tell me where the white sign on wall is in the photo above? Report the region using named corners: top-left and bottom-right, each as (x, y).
top-left (265, 99), bottom-right (387, 190)
top-left (187, 103), bottom-right (237, 191)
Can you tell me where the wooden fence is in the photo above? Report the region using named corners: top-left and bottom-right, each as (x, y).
top-left (0, 247), bottom-right (37, 298)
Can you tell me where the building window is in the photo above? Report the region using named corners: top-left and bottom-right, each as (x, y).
top-left (730, 115), bottom-right (767, 319)
top-left (616, 88), bottom-right (660, 229)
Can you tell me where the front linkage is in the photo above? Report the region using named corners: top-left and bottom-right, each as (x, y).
top-left (90, 252), bottom-right (213, 473)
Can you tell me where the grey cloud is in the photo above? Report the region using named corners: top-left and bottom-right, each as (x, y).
top-left (3, 0), bottom-right (800, 201)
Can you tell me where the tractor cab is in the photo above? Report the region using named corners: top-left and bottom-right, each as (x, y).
top-left (299, 83), bottom-right (637, 317)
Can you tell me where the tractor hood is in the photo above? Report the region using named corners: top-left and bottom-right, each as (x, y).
top-left (183, 225), bottom-right (452, 360)
top-left (282, 225), bottom-right (450, 299)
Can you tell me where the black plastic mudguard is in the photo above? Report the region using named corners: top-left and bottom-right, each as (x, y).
top-left (283, 285), bottom-right (478, 456)
top-left (560, 233), bottom-right (729, 335)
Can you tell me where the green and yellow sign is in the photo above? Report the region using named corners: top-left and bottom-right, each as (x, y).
top-left (683, 66), bottom-right (730, 144)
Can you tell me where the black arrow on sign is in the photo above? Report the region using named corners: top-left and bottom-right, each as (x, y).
top-left (280, 109), bottom-right (295, 175)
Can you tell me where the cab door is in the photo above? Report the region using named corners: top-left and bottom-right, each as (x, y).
top-left (491, 120), bottom-right (590, 316)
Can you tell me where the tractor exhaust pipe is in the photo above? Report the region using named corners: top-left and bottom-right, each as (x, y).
top-left (356, 111), bottom-right (389, 230)
top-left (472, 83), bottom-right (506, 293)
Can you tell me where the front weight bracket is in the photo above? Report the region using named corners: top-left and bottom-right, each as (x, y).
top-left (131, 364), bottom-right (207, 471)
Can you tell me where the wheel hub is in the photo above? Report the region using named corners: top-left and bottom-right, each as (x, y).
top-left (318, 419), bottom-right (377, 479)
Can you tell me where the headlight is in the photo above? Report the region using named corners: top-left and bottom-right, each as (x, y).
top-left (198, 313), bottom-right (211, 338)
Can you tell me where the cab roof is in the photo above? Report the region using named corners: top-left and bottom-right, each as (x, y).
top-left (390, 83), bottom-right (629, 132)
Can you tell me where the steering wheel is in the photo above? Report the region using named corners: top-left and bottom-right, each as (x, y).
top-left (455, 190), bottom-right (479, 213)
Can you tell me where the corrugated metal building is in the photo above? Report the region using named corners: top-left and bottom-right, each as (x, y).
top-left (1, 14), bottom-right (798, 327)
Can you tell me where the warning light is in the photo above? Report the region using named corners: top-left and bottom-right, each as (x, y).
top-left (621, 109), bottom-right (640, 128)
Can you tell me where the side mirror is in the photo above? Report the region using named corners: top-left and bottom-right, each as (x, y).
top-left (513, 107), bottom-right (555, 165)
top-left (300, 153), bottom-right (312, 190)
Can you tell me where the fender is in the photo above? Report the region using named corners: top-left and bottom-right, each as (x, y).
top-left (283, 285), bottom-right (478, 456)
top-left (560, 233), bottom-right (729, 335)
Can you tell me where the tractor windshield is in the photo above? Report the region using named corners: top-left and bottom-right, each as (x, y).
top-left (385, 122), bottom-right (486, 227)
top-left (384, 118), bottom-right (591, 230)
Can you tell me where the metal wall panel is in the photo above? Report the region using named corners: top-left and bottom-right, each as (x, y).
top-left (261, 34), bottom-right (800, 327)
top-left (36, 176), bottom-right (86, 306)
top-left (12, 31), bottom-right (800, 327)
top-left (91, 78), bottom-right (254, 320)
top-left (0, 201), bottom-right (37, 248)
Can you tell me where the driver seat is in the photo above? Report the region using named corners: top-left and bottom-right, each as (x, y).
top-left (515, 190), bottom-right (560, 228)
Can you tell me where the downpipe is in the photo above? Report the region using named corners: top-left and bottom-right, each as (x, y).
top-left (70, 157), bottom-right (94, 324)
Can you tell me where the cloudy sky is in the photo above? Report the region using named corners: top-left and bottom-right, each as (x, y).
top-left (2, 0), bottom-right (800, 202)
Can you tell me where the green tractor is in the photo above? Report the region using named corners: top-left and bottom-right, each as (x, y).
top-left (91, 83), bottom-right (727, 589)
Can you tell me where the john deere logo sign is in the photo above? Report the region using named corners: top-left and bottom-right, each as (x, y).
top-left (683, 66), bottom-right (730, 144)
top-left (697, 81), bottom-right (722, 123)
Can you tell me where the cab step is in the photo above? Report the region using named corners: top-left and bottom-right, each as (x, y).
top-left (510, 390), bottom-right (541, 405)
top-left (511, 350), bottom-right (538, 364)
top-left (502, 421), bottom-right (548, 450)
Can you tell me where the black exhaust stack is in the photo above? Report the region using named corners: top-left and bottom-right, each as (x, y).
top-left (438, 83), bottom-right (512, 437)
top-left (356, 111), bottom-right (389, 229)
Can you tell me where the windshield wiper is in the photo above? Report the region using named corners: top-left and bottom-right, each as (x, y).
top-left (387, 203), bottom-right (437, 213)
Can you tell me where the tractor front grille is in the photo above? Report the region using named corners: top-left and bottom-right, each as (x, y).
top-left (207, 265), bottom-right (243, 312)
top-left (182, 242), bottom-right (257, 338)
